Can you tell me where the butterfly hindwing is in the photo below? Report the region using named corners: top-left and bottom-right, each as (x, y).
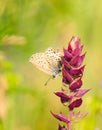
top-left (29, 53), bottom-right (53, 75)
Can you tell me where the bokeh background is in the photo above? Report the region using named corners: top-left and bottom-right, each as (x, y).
top-left (0, 0), bottom-right (102, 130)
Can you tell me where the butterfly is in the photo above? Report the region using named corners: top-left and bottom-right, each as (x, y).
top-left (29, 48), bottom-right (62, 85)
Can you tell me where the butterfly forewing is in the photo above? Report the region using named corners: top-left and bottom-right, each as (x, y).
top-left (45, 48), bottom-right (61, 60)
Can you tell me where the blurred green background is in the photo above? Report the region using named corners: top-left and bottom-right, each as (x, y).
top-left (0, 0), bottom-right (102, 130)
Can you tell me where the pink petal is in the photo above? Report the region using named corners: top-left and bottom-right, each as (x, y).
top-left (69, 78), bottom-right (82, 91)
top-left (61, 57), bottom-right (72, 69)
top-left (72, 45), bottom-right (83, 56)
top-left (68, 98), bottom-right (82, 110)
top-left (63, 48), bottom-right (72, 61)
top-left (68, 37), bottom-right (81, 53)
top-left (75, 89), bottom-right (91, 97)
top-left (51, 112), bottom-right (70, 124)
top-left (54, 92), bottom-right (72, 103)
top-left (70, 53), bottom-right (86, 67)
top-left (70, 65), bottom-right (85, 76)
top-left (62, 68), bottom-right (74, 84)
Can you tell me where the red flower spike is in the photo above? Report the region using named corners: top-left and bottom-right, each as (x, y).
top-left (62, 37), bottom-right (85, 86)
top-left (68, 98), bottom-right (82, 111)
top-left (51, 37), bottom-right (89, 129)
top-left (51, 112), bottom-right (70, 124)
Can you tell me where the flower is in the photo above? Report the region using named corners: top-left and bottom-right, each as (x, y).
top-left (51, 36), bottom-right (90, 130)
top-left (62, 36), bottom-right (86, 91)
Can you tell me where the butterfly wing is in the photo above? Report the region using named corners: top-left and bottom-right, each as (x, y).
top-left (29, 53), bottom-right (53, 75)
top-left (45, 48), bottom-right (62, 77)
top-left (29, 48), bottom-right (62, 77)
top-left (45, 48), bottom-right (61, 58)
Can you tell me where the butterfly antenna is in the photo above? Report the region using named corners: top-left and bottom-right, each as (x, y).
top-left (44, 76), bottom-right (52, 86)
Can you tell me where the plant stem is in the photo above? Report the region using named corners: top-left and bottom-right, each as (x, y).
top-left (68, 111), bottom-right (72, 130)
